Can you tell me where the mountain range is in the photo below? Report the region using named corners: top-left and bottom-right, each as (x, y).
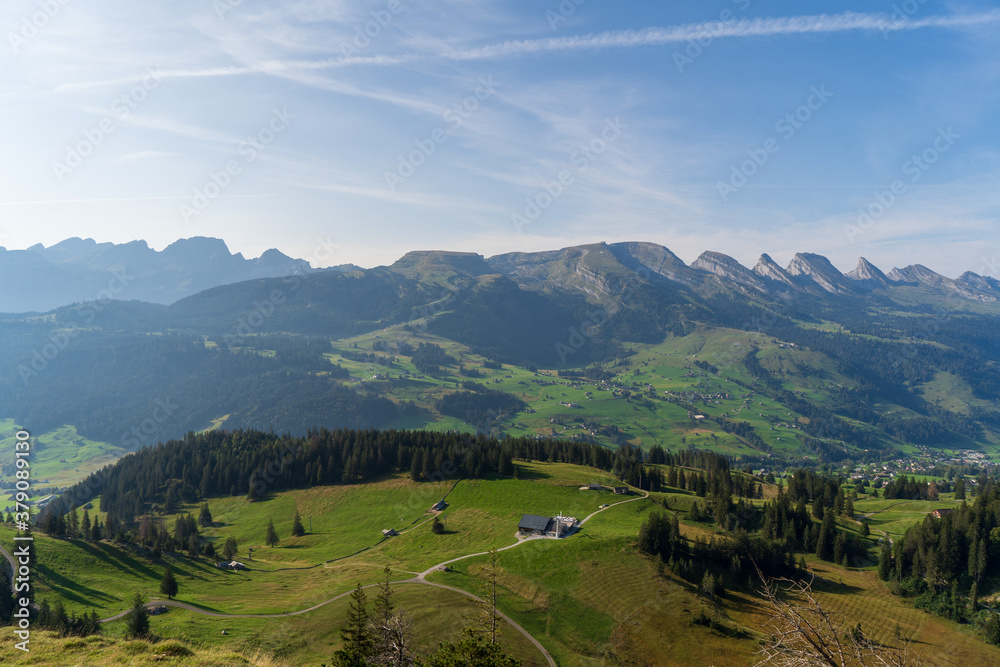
top-left (0, 236), bottom-right (359, 313)
top-left (2, 238), bottom-right (1000, 469)
top-left (4, 237), bottom-right (998, 315)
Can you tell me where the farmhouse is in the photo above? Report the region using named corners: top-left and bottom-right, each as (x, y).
top-left (431, 500), bottom-right (448, 511)
top-left (518, 514), bottom-right (552, 536)
top-left (586, 483), bottom-right (604, 490)
top-left (930, 508), bottom-right (954, 519)
top-left (216, 561), bottom-right (247, 570)
top-left (518, 513), bottom-right (578, 537)
top-left (613, 487), bottom-right (629, 495)
top-left (382, 528), bottom-right (398, 537)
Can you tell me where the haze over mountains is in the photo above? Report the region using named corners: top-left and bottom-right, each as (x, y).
top-left (2, 236), bottom-right (1000, 475)
top-left (2, 237), bottom-right (998, 315)
top-left (0, 236), bottom-right (328, 313)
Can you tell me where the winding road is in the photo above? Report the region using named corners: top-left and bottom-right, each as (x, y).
top-left (89, 489), bottom-right (651, 667)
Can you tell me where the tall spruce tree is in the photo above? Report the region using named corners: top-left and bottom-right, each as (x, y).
top-left (198, 503), bottom-right (213, 527)
top-left (265, 517), bottom-right (279, 547)
top-left (160, 567), bottom-right (178, 599)
top-left (332, 583), bottom-right (373, 666)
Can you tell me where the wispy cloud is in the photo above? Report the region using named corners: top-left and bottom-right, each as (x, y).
top-left (0, 195), bottom-right (274, 207)
top-left (450, 11), bottom-right (1000, 60)
top-left (42, 10), bottom-right (1000, 94)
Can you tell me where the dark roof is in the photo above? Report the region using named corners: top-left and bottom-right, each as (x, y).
top-left (518, 514), bottom-right (553, 532)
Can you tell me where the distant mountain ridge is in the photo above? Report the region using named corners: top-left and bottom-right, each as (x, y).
top-left (0, 236), bottom-right (340, 313)
top-left (3, 236), bottom-right (998, 314)
top-left (4, 239), bottom-right (1000, 467)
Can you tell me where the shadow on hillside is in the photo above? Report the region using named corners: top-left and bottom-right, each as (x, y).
top-left (75, 541), bottom-right (160, 580)
top-left (812, 577), bottom-right (863, 596)
top-left (35, 563), bottom-right (116, 607)
top-left (510, 467), bottom-right (550, 481)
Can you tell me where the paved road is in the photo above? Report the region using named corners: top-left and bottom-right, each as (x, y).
top-left (94, 489), bottom-right (650, 667)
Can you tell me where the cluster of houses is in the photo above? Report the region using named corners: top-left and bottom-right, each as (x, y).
top-left (216, 561), bottom-right (246, 571)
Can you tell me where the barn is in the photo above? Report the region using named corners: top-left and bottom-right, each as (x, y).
top-left (518, 514), bottom-right (553, 536)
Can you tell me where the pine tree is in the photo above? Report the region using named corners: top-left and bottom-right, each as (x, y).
top-left (700, 570), bottom-right (717, 597)
top-left (878, 541), bottom-right (893, 581)
top-left (265, 517), bottom-right (279, 547)
top-left (292, 511), bottom-right (305, 537)
top-left (431, 516), bottom-right (445, 534)
top-left (188, 534), bottom-right (200, 558)
top-left (81, 510), bottom-right (92, 541)
top-left (223, 536), bottom-right (239, 561)
top-left (160, 567), bottom-right (178, 599)
top-left (860, 519), bottom-right (870, 537)
top-left (373, 566), bottom-right (394, 629)
top-left (124, 592), bottom-right (150, 639)
top-left (52, 600), bottom-right (68, 635)
top-left (69, 506), bottom-right (79, 539)
top-left (333, 583), bottom-right (373, 666)
top-left (424, 628), bottom-right (521, 666)
top-left (198, 503), bottom-right (213, 527)
top-left (475, 548), bottom-right (502, 645)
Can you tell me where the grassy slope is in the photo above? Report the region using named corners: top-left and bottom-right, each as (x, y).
top-left (0, 419), bottom-right (126, 494)
top-left (7, 322), bottom-right (995, 505)
top-left (308, 323), bottom-right (996, 461)
top-left (8, 461), bottom-right (1000, 665)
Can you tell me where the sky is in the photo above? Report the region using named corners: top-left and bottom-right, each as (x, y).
top-left (1, 0), bottom-right (999, 278)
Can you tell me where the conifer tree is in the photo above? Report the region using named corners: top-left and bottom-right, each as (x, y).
top-left (198, 502), bottom-right (213, 527)
top-left (265, 517), bottom-right (279, 547)
top-left (332, 583), bottom-right (373, 666)
top-left (124, 592), bottom-right (150, 639)
top-left (292, 511), bottom-right (305, 537)
top-left (160, 567), bottom-right (178, 599)
top-left (81, 510), bottom-right (91, 541)
top-left (223, 536), bottom-right (239, 561)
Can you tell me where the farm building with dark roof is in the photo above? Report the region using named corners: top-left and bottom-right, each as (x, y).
top-left (518, 514), bottom-right (553, 535)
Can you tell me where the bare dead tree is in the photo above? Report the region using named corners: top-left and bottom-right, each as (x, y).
top-left (371, 612), bottom-right (415, 667)
top-left (754, 567), bottom-right (920, 667)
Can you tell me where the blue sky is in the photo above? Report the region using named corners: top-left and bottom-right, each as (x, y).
top-left (1, 0), bottom-right (999, 277)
